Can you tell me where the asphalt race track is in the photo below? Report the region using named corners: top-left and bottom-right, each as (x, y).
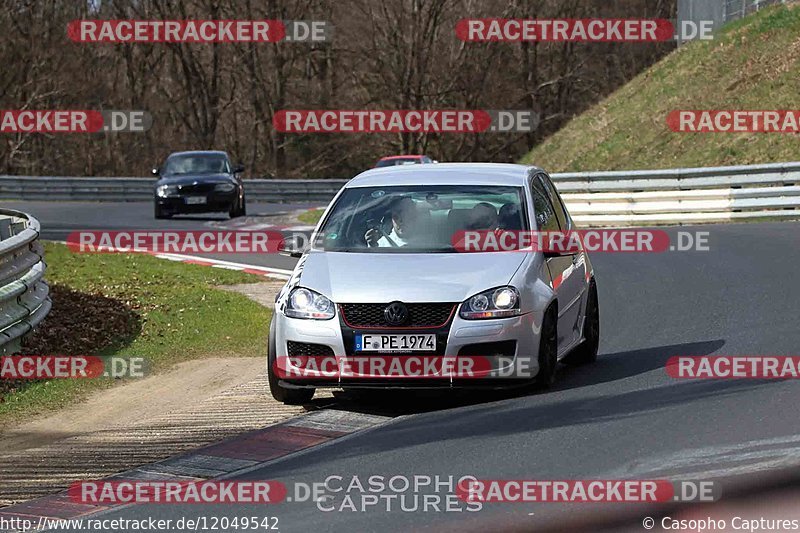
top-left (23, 200), bottom-right (800, 531)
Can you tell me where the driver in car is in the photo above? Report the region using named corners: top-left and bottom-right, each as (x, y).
top-left (365, 197), bottom-right (419, 247)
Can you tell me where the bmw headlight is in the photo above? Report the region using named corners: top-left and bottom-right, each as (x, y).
top-left (156, 184), bottom-right (176, 197)
top-left (460, 286), bottom-right (520, 320)
top-left (285, 287), bottom-right (335, 320)
top-left (214, 182), bottom-right (236, 192)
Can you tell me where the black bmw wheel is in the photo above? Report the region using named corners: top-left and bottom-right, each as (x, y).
top-left (154, 204), bottom-right (172, 219)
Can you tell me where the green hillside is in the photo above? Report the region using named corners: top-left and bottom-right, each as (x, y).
top-left (521, 4), bottom-right (800, 172)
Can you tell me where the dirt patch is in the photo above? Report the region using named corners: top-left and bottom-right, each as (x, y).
top-left (22, 284), bottom-right (141, 355)
top-left (217, 281), bottom-right (286, 308)
top-left (1, 285), bottom-right (141, 400)
top-left (0, 357), bottom-right (322, 506)
top-left (1, 357), bottom-right (267, 453)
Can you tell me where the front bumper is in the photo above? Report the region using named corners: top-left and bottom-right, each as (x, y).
top-left (272, 308), bottom-right (542, 389)
top-left (156, 191), bottom-right (237, 213)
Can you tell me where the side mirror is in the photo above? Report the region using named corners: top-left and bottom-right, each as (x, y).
top-left (233, 164), bottom-right (245, 173)
top-left (278, 234), bottom-right (306, 258)
top-left (151, 167), bottom-right (159, 177)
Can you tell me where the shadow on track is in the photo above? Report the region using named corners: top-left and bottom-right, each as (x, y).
top-left (303, 339), bottom-right (727, 417)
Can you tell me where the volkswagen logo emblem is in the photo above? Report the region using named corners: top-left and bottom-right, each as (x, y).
top-left (384, 302), bottom-right (409, 326)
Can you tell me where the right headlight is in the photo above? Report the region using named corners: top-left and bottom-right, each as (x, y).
top-left (214, 182), bottom-right (236, 192)
top-left (284, 287), bottom-right (335, 320)
top-left (460, 286), bottom-right (521, 320)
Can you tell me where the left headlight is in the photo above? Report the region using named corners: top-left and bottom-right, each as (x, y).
top-left (214, 182), bottom-right (236, 192)
top-left (156, 184), bottom-right (176, 197)
top-left (285, 287), bottom-right (335, 320)
top-left (460, 286), bottom-right (520, 320)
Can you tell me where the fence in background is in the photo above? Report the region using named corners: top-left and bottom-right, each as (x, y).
top-left (0, 209), bottom-right (50, 355)
top-left (678, 0), bottom-right (789, 33)
top-left (2, 162), bottom-right (800, 227)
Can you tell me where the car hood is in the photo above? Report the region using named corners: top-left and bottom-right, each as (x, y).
top-left (296, 251), bottom-right (527, 303)
top-left (156, 174), bottom-right (233, 186)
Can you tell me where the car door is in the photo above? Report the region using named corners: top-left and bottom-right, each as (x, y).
top-left (531, 174), bottom-right (583, 350)
top-left (538, 173), bottom-right (586, 350)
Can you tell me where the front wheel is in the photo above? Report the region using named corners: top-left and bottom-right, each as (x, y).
top-left (229, 195), bottom-right (246, 218)
top-left (534, 307), bottom-right (558, 389)
top-left (154, 204), bottom-right (172, 219)
top-left (267, 319), bottom-right (315, 405)
top-left (563, 281), bottom-right (599, 366)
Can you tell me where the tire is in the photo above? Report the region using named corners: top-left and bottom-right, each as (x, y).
top-left (229, 194), bottom-right (245, 218)
top-left (563, 280), bottom-right (599, 366)
top-left (154, 204), bottom-right (172, 219)
top-left (240, 194), bottom-right (247, 217)
top-left (534, 306), bottom-right (558, 389)
top-left (267, 318), bottom-right (315, 405)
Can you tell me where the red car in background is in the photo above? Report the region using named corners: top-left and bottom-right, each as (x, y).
top-left (374, 154), bottom-right (437, 168)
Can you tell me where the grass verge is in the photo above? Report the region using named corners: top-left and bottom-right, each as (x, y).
top-left (0, 242), bottom-right (270, 426)
top-left (297, 208), bottom-right (324, 225)
top-left (522, 4), bottom-right (800, 172)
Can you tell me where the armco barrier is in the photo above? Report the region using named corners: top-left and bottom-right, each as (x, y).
top-left (552, 162), bottom-right (800, 225)
top-left (0, 209), bottom-right (50, 355)
top-left (1, 162), bottom-right (800, 226)
top-left (0, 176), bottom-right (347, 203)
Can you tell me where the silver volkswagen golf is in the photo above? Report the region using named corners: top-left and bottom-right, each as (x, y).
top-left (268, 163), bottom-right (599, 404)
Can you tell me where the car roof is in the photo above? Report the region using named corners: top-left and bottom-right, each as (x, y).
top-left (378, 155), bottom-right (425, 160)
top-left (348, 163), bottom-right (540, 187)
top-left (167, 150), bottom-right (229, 158)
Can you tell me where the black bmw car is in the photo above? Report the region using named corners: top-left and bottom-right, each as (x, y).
top-left (153, 151), bottom-right (246, 219)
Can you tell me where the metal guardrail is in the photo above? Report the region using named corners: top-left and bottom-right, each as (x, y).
top-left (551, 162), bottom-right (800, 226)
top-left (0, 176), bottom-right (347, 202)
top-left (0, 209), bottom-right (50, 355)
top-left (1, 161), bottom-right (800, 226)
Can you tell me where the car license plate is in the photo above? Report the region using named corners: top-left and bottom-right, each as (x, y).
top-left (185, 196), bottom-right (207, 205)
top-left (355, 334), bottom-right (436, 352)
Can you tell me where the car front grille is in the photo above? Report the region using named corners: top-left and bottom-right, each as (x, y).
top-left (339, 303), bottom-right (456, 328)
top-left (286, 341), bottom-right (335, 357)
top-left (177, 183), bottom-right (216, 194)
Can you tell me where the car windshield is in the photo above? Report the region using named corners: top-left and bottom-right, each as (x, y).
top-left (375, 158), bottom-right (420, 167)
top-left (314, 184), bottom-right (527, 253)
top-left (163, 154), bottom-right (228, 175)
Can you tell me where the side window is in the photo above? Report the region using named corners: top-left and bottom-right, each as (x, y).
top-left (530, 176), bottom-right (560, 232)
top-left (538, 173), bottom-right (569, 230)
